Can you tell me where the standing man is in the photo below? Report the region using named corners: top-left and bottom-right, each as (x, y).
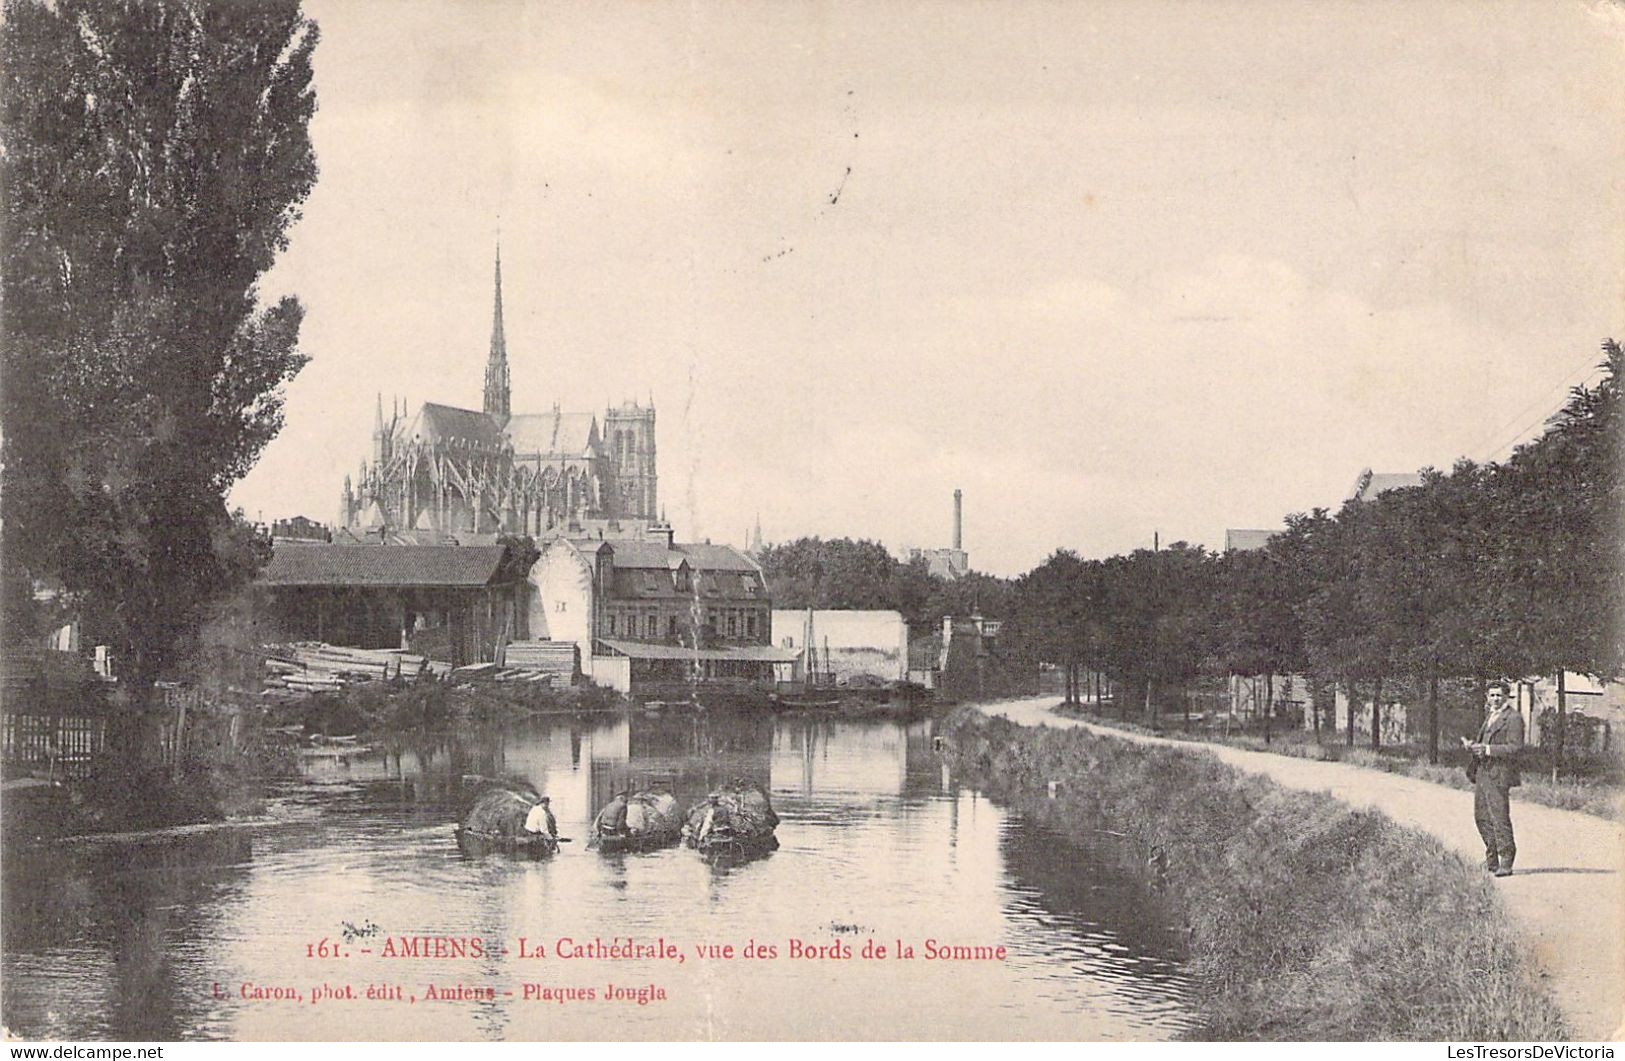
top-left (1465, 682), bottom-right (1524, 877)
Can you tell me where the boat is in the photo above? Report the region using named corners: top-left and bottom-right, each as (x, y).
top-left (296, 743), bottom-right (374, 760)
top-left (681, 778), bottom-right (779, 856)
top-left (589, 790), bottom-right (683, 853)
top-left (454, 826), bottom-right (558, 859)
top-left (455, 786), bottom-right (558, 859)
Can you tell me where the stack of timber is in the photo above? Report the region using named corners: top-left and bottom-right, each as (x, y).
top-left (446, 660), bottom-right (570, 688)
top-left (262, 642), bottom-right (443, 694)
top-left (259, 640), bottom-right (576, 697)
top-left (499, 641), bottom-right (577, 685)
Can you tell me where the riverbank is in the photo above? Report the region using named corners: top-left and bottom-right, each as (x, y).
top-left (1055, 702), bottom-right (1624, 820)
top-left (288, 676), bottom-right (937, 735)
top-left (3, 677), bottom-right (938, 842)
top-left (943, 706), bottom-right (1569, 1040)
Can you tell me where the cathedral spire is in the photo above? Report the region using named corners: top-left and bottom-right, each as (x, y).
top-left (483, 241), bottom-right (511, 419)
top-left (372, 393), bottom-right (388, 465)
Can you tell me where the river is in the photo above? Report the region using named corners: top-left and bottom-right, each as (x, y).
top-left (1, 710), bottom-right (1195, 1040)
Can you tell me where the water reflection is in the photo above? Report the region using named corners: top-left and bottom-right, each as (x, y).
top-left (998, 818), bottom-right (1192, 1036)
top-left (3, 711), bottom-right (1196, 1040)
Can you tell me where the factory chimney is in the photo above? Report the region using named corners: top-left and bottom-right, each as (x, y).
top-left (953, 489), bottom-right (963, 551)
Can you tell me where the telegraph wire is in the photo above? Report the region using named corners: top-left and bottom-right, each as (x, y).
top-left (1467, 351), bottom-right (1606, 464)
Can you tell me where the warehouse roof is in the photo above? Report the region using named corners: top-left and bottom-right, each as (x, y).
top-left (259, 545), bottom-right (512, 588)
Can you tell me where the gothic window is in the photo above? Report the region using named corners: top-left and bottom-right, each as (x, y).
top-left (746, 613), bottom-right (756, 638)
top-left (647, 614), bottom-right (658, 638)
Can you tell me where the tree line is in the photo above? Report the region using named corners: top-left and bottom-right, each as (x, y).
top-left (1004, 342), bottom-right (1622, 764)
top-left (756, 537), bottom-right (1013, 636)
top-left (759, 344), bottom-right (1619, 770)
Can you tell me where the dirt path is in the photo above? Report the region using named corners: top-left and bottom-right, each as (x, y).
top-left (980, 696), bottom-right (1625, 1041)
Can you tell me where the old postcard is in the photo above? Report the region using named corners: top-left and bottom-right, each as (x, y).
top-left (2, 0), bottom-right (1622, 1045)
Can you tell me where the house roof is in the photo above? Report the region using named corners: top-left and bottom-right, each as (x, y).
top-left (597, 639), bottom-right (799, 663)
top-left (603, 540), bottom-right (677, 570)
top-left (676, 542), bottom-right (759, 573)
top-left (1224, 529), bottom-right (1276, 552)
top-left (331, 527), bottom-right (498, 547)
top-left (597, 540), bottom-right (759, 575)
top-left (506, 411), bottom-right (599, 457)
top-left (1350, 469), bottom-right (1425, 503)
top-left (259, 545), bottom-right (511, 588)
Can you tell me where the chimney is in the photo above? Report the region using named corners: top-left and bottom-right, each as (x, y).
top-left (953, 489), bottom-right (963, 551)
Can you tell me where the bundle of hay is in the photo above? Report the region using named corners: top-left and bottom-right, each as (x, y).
top-left (461, 787), bottom-right (537, 838)
top-left (682, 778), bottom-right (779, 851)
top-left (590, 790), bottom-right (683, 850)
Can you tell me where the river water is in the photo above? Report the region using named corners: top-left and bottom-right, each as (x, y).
top-left (2, 711), bottom-right (1195, 1040)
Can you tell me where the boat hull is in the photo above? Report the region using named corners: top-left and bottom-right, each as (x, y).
top-left (686, 832), bottom-right (780, 858)
top-left (454, 827), bottom-right (558, 859)
top-left (591, 829), bottom-right (681, 854)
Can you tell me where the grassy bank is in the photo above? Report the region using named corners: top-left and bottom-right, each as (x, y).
top-left (1058, 705), bottom-right (1623, 821)
top-left (286, 678), bottom-right (627, 736)
top-left (943, 709), bottom-right (1567, 1040)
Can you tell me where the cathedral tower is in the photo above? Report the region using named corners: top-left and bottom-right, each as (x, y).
top-left (483, 244), bottom-right (511, 419)
top-left (604, 400), bottom-right (658, 519)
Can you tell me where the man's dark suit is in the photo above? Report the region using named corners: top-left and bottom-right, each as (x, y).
top-left (1473, 706), bottom-right (1524, 872)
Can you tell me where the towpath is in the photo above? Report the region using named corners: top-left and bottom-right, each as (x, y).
top-left (979, 695), bottom-right (1625, 1041)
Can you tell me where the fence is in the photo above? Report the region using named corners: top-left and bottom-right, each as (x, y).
top-left (2, 713), bottom-right (107, 779)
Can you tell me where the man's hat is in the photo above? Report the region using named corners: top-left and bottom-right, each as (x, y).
top-left (539, 796), bottom-right (550, 803)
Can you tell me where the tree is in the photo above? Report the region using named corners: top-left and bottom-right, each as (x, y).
top-left (1352, 463), bottom-right (1497, 761)
top-left (2, 0), bottom-right (319, 752)
top-left (1214, 538), bottom-right (1308, 743)
top-left (1484, 342), bottom-right (1623, 777)
top-left (756, 537), bottom-right (900, 611)
top-left (757, 536), bottom-right (1013, 632)
top-left (1095, 543), bottom-right (1216, 724)
top-left (1280, 508), bottom-right (1364, 744)
top-left (1002, 550), bottom-right (1097, 703)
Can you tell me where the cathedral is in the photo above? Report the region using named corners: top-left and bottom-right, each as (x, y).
top-left (338, 250), bottom-right (658, 536)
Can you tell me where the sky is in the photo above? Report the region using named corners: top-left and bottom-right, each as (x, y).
top-left (231, 0), bottom-right (1625, 576)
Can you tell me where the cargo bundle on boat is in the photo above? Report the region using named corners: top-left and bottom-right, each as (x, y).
top-left (682, 779), bottom-right (779, 855)
top-left (588, 790), bottom-right (683, 852)
top-left (455, 785), bottom-right (558, 858)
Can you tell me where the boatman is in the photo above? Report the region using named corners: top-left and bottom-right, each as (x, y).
top-left (696, 793), bottom-right (725, 844)
top-left (601, 789), bottom-right (630, 836)
top-left (1464, 682), bottom-right (1523, 877)
top-left (523, 795), bottom-right (557, 839)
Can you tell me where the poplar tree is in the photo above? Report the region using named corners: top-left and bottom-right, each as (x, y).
top-left (1, 0), bottom-right (319, 752)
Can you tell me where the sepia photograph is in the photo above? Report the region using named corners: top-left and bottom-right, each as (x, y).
top-left (1, 0), bottom-right (1621, 1044)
